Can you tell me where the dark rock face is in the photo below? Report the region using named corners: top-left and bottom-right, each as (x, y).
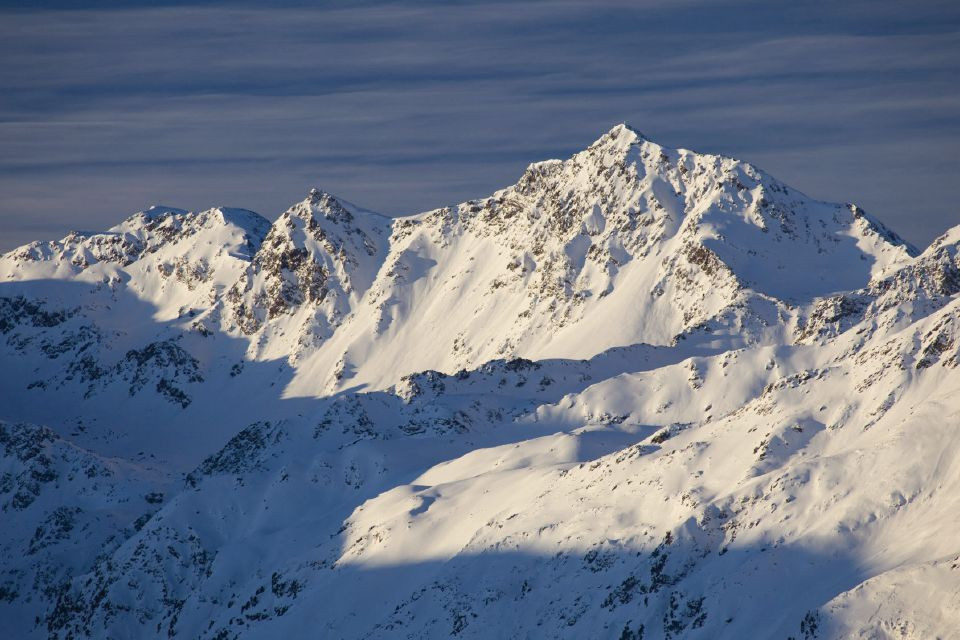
top-left (227, 191), bottom-right (386, 338)
top-left (0, 422), bottom-right (59, 512)
top-left (0, 297), bottom-right (73, 334)
top-left (121, 341), bottom-right (203, 406)
top-left (186, 421), bottom-right (283, 487)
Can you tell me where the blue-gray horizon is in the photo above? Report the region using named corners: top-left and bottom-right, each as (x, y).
top-left (1, 0), bottom-right (958, 251)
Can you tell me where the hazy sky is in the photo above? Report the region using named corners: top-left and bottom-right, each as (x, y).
top-left (1, 0), bottom-right (958, 251)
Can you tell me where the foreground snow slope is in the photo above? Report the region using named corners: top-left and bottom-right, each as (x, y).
top-left (1, 125), bottom-right (957, 639)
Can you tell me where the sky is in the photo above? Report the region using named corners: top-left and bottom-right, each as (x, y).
top-left (1, 0), bottom-right (958, 251)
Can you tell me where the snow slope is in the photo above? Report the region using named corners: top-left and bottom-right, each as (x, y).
top-left (0, 125), bottom-right (957, 639)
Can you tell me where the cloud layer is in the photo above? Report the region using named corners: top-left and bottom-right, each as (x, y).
top-left (1, 0), bottom-right (958, 250)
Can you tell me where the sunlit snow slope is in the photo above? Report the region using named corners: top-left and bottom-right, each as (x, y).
top-left (1, 125), bottom-right (957, 640)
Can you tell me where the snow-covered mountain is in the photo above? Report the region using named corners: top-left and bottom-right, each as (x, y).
top-left (1, 125), bottom-right (957, 639)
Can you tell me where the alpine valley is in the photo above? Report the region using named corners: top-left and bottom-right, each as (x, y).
top-left (1, 125), bottom-right (958, 639)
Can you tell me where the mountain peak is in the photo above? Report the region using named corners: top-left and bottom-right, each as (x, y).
top-left (140, 204), bottom-right (189, 219)
top-left (293, 188), bottom-right (354, 225)
top-left (608, 122), bottom-right (645, 139)
top-left (297, 188), bottom-right (390, 226)
top-left (930, 223), bottom-right (960, 252)
top-left (210, 207), bottom-right (271, 235)
top-left (590, 122), bottom-right (646, 150)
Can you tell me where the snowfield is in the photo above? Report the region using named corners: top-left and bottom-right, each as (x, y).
top-left (1, 125), bottom-right (958, 639)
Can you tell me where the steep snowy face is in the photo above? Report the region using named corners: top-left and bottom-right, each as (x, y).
top-left (223, 189), bottom-right (391, 358)
top-left (289, 125), bottom-right (915, 393)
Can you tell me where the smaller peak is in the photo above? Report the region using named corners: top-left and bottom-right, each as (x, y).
top-left (289, 187), bottom-right (388, 223)
top-left (306, 187), bottom-right (334, 205)
top-left (291, 187), bottom-right (354, 224)
top-left (142, 204), bottom-right (189, 219)
top-left (214, 206), bottom-right (262, 217)
top-left (213, 207), bottom-right (271, 232)
top-left (587, 123), bottom-right (647, 154)
top-left (302, 187), bottom-right (346, 212)
top-left (608, 123), bottom-right (646, 140)
top-left (119, 205), bottom-right (188, 228)
top-left (927, 224), bottom-right (960, 253)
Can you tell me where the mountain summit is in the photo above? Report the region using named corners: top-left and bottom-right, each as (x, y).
top-left (283, 124), bottom-right (916, 391)
top-left (1, 126), bottom-right (958, 639)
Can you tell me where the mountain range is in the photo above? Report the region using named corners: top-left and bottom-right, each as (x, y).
top-left (1, 124), bottom-right (958, 639)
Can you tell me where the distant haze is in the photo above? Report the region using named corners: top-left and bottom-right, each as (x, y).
top-left (1, 0), bottom-right (958, 251)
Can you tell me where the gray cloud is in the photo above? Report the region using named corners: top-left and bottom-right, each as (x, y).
top-left (1, 0), bottom-right (958, 250)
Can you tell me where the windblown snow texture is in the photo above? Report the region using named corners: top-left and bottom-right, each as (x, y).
top-left (1, 125), bottom-right (957, 639)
